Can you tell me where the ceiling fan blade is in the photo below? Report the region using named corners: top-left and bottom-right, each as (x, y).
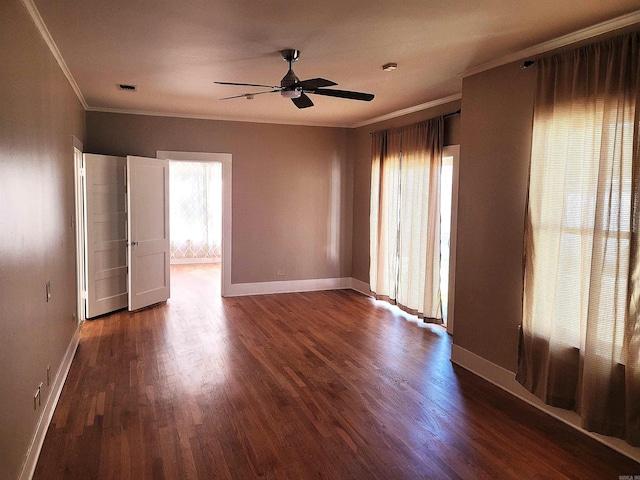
top-left (292, 93), bottom-right (314, 109)
top-left (219, 89), bottom-right (280, 100)
top-left (310, 88), bottom-right (374, 101)
top-left (215, 81), bottom-right (280, 89)
top-left (295, 78), bottom-right (337, 90)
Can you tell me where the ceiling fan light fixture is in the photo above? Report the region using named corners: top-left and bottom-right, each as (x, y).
top-left (281, 89), bottom-right (302, 99)
top-left (382, 63), bottom-right (397, 72)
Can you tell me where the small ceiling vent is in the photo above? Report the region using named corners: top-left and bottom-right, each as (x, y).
top-left (118, 84), bottom-right (137, 91)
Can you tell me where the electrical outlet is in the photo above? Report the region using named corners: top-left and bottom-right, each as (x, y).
top-left (276, 269), bottom-right (285, 276)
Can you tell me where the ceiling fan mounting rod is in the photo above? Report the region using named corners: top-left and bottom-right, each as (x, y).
top-left (280, 49), bottom-right (301, 94)
top-left (280, 49), bottom-right (300, 64)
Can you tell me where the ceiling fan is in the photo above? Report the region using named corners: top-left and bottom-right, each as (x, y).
top-left (215, 49), bottom-right (374, 109)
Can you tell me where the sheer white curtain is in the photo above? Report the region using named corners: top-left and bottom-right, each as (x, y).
top-left (517, 32), bottom-right (640, 445)
top-left (370, 117), bottom-right (443, 322)
top-left (169, 161), bottom-right (222, 263)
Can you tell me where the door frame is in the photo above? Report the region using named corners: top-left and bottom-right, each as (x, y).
top-left (442, 145), bottom-right (460, 335)
top-left (156, 151), bottom-right (232, 297)
top-left (72, 138), bottom-right (86, 323)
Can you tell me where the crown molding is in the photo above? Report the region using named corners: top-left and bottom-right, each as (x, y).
top-left (350, 94), bottom-right (462, 128)
top-left (22, 0), bottom-right (88, 109)
top-left (89, 97), bottom-right (466, 128)
top-left (462, 10), bottom-right (640, 78)
top-left (88, 95), bottom-right (465, 129)
top-left (18, 0), bottom-right (462, 130)
top-left (87, 106), bottom-right (367, 129)
top-left (20, 2), bottom-right (639, 128)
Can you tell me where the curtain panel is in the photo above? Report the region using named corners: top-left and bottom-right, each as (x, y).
top-left (517, 32), bottom-right (640, 445)
top-left (370, 117), bottom-right (443, 322)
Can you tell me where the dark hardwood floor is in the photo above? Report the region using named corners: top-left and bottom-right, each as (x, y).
top-left (34, 264), bottom-right (639, 479)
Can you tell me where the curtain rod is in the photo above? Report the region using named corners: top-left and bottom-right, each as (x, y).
top-left (369, 109), bottom-right (461, 135)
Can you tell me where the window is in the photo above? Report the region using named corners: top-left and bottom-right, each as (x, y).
top-left (517, 32), bottom-right (640, 445)
top-left (370, 117), bottom-right (443, 322)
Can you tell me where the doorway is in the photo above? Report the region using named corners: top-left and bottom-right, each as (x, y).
top-left (440, 145), bottom-right (459, 335)
top-left (156, 151), bottom-right (232, 297)
top-left (168, 160), bottom-right (222, 297)
top-left (169, 160), bottom-right (222, 265)
top-left (74, 150), bottom-right (231, 321)
top-left (73, 145), bottom-right (86, 323)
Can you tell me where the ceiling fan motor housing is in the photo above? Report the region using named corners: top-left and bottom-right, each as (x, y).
top-left (280, 49), bottom-right (302, 97)
top-left (280, 69), bottom-right (299, 86)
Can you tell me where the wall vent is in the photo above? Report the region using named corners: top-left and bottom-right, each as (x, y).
top-left (118, 84), bottom-right (137, 91)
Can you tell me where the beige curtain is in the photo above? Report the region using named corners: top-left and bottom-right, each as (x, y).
top-left (517, 32), bottom-right (640, 446)
top-left (370, 117), bottom-right (443, 322)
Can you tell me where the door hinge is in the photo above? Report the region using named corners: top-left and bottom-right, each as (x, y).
top-left (79, 167), bottom-right (86, 177)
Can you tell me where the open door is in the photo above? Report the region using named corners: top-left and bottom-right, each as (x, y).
top-left (127, 155), bottom-right (170, 310)
top-left (84, 154), bottom-right (128, 318)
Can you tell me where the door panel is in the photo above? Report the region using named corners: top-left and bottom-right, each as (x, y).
top-left (127, 156), bottom-right (170, 310)
top-left (85, 154), bottom-right (128, 318)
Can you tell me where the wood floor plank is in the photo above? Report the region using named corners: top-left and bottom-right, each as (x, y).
top-left (33, 264), bottom-right (639, 479)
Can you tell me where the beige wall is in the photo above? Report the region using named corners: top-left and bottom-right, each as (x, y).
top-left (6, 4), bottom-right (630, 475)
top-left (347, 69), bottom-right (533, 373)
top-left (86, 112), bottom-right (352, 283)
top-left (0, 1), bottom-right (86, 478)
top-left (349, 101), bottom-right (462, 284)
top-left (453, 62), bottom-right (536, 371)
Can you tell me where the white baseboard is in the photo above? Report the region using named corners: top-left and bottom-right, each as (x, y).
top-left (349, 278), bottom-right (374, 297)
top-left (19, 326), bottom-right (80, 480)
top-left (224, 276), bottom-right (353, 297)
top-left (170, 257), bottom-right (220, 265)
top-left (450, 344), bottom-right (640, 463)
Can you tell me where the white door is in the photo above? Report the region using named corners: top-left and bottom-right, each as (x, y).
top-left (84, 154), bottom-right (128, 318)
top-left (127, 155), bottom-right (170, 310)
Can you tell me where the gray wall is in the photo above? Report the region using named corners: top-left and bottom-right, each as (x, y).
top-left (453, 62), bottom-right (536, 370)
top-left (0, 1), bottom-right (86, 478)
top-left (86, 112), bottom-right (353, 284)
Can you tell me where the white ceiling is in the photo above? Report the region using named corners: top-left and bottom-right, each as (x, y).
top-left (31, 0), bottom-right (640, 127)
